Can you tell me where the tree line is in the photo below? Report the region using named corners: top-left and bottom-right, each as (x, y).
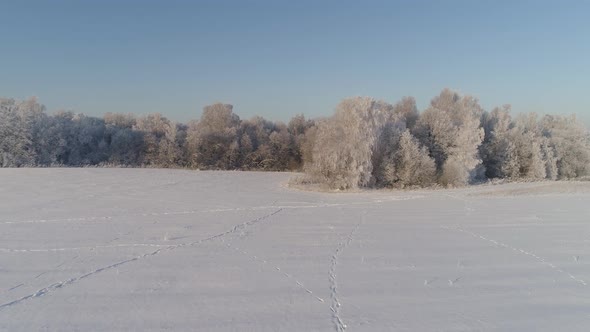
top-left (305, 89), bottom-right (590, 189)
top-left (0, 98), bottom-right (312, 171)
top-left (2, 89), bottom-right (589, 189)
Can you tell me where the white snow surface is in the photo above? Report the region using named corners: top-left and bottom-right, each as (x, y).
top-left (1, 169), bottom-right (590, 331)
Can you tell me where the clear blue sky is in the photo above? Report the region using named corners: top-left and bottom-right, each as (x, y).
top-left (1, 0), bottom-right (589, 125)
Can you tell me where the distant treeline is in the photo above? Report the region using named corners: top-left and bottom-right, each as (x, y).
top-left (0, 98), bottom-right (312, 171)
top-left (2, 89), bottom-right (589, 189)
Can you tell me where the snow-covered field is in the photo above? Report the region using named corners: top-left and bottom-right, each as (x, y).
top-left (1, 169), bottom-right (590, 331)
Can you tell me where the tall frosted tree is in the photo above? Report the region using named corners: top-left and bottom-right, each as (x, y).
top-left (509, 113), bottom-right (547, 180)
top-left (158, 122), bottom-right (185, 167)
top-left (371, 117), bottom-right (407, 186)
top-left (188, 103), bottom-right (240, 169)
top-left (104, 113), bottom-right (143, 165)
top-left (378, 130), bottom-right (436, 187)
top-left (134, 113), bottom-right (175, 166)
top-left (541, 137), bottom-right (558, 180)
top-left (541, 115), bottom-right (590, 179)
top-left (287, 114), bottom-right (315, 169)
top-left (308, 97), bottom-right (398, 189)
top-left (414, 89), bottom-right (485, 186)
top-left (481, 106), bottom-right (520, 179)
top-left (393, 96), bottom-right (419, 129)
top-left (0, 97), bottom-right (45, 167)
top-left (236, 116), bottom-right (273, 169)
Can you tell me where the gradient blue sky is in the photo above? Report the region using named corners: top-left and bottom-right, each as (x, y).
top-left (2, 0), bottom-right (589, 125)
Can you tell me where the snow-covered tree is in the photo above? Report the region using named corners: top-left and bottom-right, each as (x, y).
top-left (188, 103), bottom-right (240, 169)
top-left (134, 113), bottom-right (174, 166)
top-left (501, 141), bottom-right (521, 179)
top-left (2, 94), bottom-right (587, 185)
top-left (377, 130), bottom-right (436, 187)
top-left (157, 122), bottom-right (184, 167)
top-left (509, 113), bottom-right (547, 180)
top-left (414, 89), bottom-right (485, 186)
top-left (237, 116), bottom-right (274, 169)
top-left (0, 97), bottom-right (45, 167)
top-left (540, 115), bottom-right (590, 179)
top-left (541, 137), bottom-right (558, 180)
top-left (300, 123), bottom-right (319, 169)
top-left (371, 118), bottom-right (407, 186)
top-left (481, 106), bottom-right (519, 179)
top-left (393, 96), bottom-right (419, 129)
top-left (287, 114), bottom-right (315, 170)
top-left (307, 97), bottom-right (398, 189)
top-left (104, 113), bottom-right (143, 165)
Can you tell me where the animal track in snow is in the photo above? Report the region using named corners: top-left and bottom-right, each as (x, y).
top-left (0, 243), bottom-right (172, 253)
top-left (448, 277), bottom-right (462, 286)
top-left (329, 215), bottom-right (364, 332)
top-left (0, 209), bottom-right (283, 311)
top-left (225, 243), bottom-right (325, 304)
top-left (441, 225), bottom-right (587, 286)
top-left (0, 196), bottom-right (422, 226)
top-left (424, 278), bottom-right (438, 286)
